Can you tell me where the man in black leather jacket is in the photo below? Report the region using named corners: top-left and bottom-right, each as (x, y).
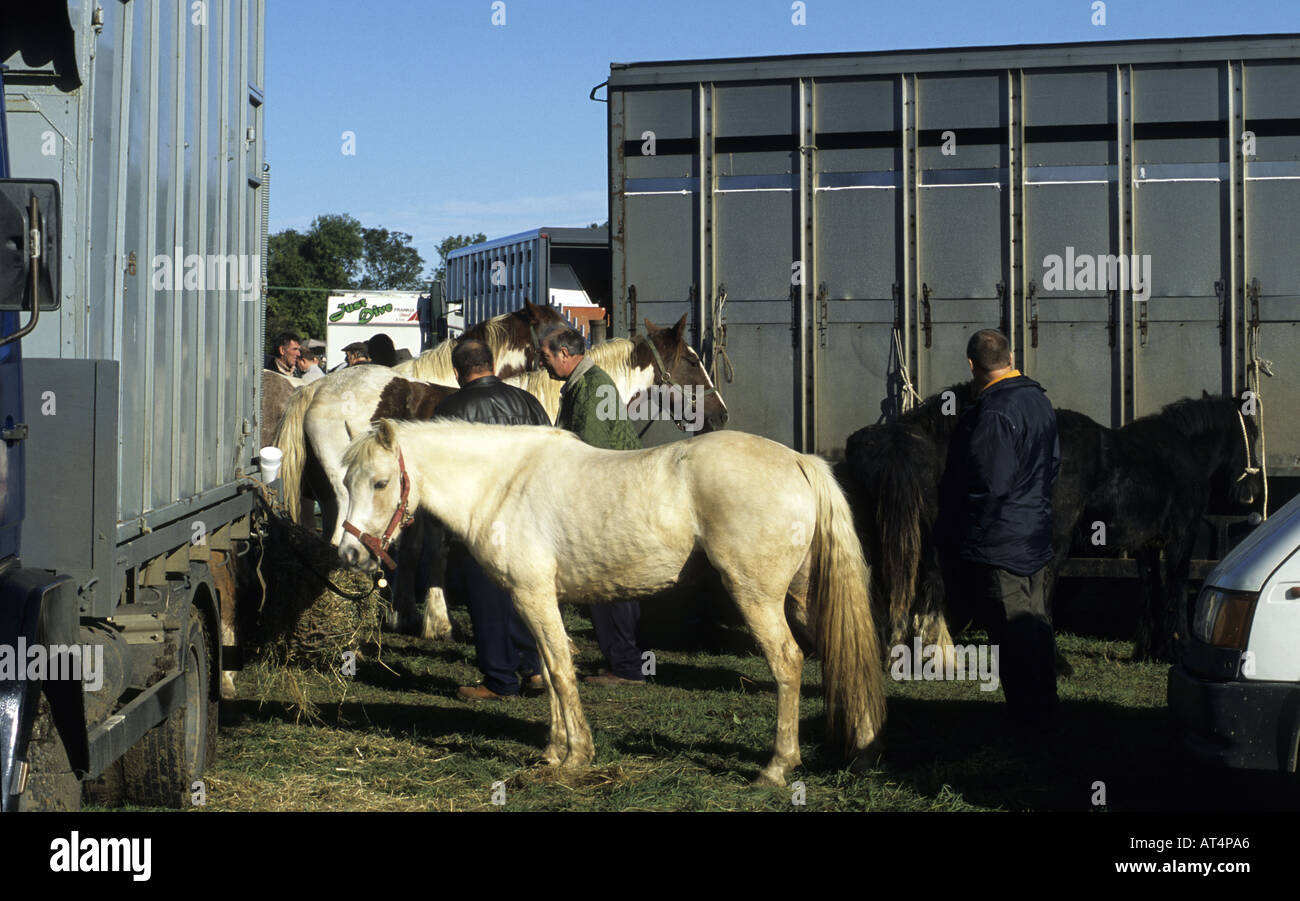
top-left (434, 340), bottom-right (550, 700)
top-left (937, 329), bottom-right (1061, 725)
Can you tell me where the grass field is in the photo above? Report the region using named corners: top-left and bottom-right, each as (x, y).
top-left (89, 600), bottom-right (1297, 813)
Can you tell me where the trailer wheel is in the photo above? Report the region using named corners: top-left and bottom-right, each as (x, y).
top-left (122, 606), bottom-right (217, 808)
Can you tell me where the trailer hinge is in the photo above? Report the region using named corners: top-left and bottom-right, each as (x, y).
top-left (920, 283), bottom-right (933, 349)
top-left (996, 281), bottom-right (1008, 339)
top-left (1248, 278), bottom-right (1261, 330)
top-left (892, 282), bottom-right (901, 331)
top-left (1214, 278), bottom-right (1227, 346)
top-left (1107, 290), bottom-right (1117, 348)
top-left (817, 283), bottom-right (828, 349)
top-left (1, 423), bottom-right (28, 445)
top-left (627, 284), bottom-right (637, 336)
top-left (1027, 280), bottom-right (1039, 349)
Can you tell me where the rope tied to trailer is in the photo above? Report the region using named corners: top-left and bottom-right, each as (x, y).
top-left (892, 327), bottom-right (922, 414)
top-left (708, 286), bottom-right (734, 387)
top-left (1244, 320), bottom-right (1271, 522)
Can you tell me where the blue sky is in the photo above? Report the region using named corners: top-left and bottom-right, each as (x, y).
top-left (266, 0), bottom-right (1299, 278)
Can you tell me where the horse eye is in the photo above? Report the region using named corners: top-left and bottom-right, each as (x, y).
top-left (374, 480), bottom-right (388, 491)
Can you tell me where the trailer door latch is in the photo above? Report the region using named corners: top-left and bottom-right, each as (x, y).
top-left (2, 423), bottom-right (29, 445)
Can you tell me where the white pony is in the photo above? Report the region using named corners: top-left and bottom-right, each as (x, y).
top-left (337, 420), bottom-right (883, 786)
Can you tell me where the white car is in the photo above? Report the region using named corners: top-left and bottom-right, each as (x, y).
top-left (1169, 491), bottom-right (1300, 775)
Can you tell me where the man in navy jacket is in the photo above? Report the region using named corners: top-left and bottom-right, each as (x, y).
top-left (938, 329), bottom-right (1061, 724)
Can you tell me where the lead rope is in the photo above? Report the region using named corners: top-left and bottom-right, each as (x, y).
top-left (709, 287), bottom-right (735, 388)
top-left (1245, 322), bottom-right (1271, 521)
top-left (893, 327), bottom-right (921, 414)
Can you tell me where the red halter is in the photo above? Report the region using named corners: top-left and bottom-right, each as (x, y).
top-left (342, 449), bottom-right (415, 570)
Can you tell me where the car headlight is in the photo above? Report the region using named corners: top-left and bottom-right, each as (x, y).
top-left (1191, 586), bottom-right (1259, 648)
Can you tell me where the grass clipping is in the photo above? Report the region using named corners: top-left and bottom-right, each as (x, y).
top-left (251, 514), bottom-right (385, 673)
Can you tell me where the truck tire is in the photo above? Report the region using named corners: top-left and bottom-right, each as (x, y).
top-left (122, 606), bottom-right (218, 808)
top-left (15, 694), bottom-right (82, 811)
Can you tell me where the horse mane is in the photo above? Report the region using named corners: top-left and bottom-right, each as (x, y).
top-left (522, 338), bottom-right (640, 415)
top-left (342, 417), bottom-right (580, 473)
top-left (397, 316), bottom-right (515, 382)
top-left (1141, 394), bottom-right (1236, 439)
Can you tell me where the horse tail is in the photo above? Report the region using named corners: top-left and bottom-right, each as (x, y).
top-left (874, 429), bottom-right (929, 647)
top-left (272, 377), bottom-right (324, 523)
top-left (797, 454), bottom-right (887, 758)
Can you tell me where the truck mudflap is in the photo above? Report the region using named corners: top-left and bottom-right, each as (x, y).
top-left (1168, 664), bottom-right (1300, 774)
top-left (0, 565), bottom-right (82, 811)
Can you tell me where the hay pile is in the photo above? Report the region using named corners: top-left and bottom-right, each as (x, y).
top-left (248, 512), bottom-right (386, 671)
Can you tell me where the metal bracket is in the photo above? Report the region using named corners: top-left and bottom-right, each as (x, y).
top-left (921, 283), bottom-right (933, 349)
top-left (817, 282), bottom-right (828, 349)
top-left (996, 281), bottom-right (1008, 338)
top-left (1, 423), bottom-right (28, 445)
top-left (1214, 278), bottom-right (1227, 346)
top-left (1027, 279), bottom-right (1039, 348)
top-left (1107, 290), bottom-right (1117, 348)
top-left (1138, 293), bottom-right (1149, 347)
top-left (789, 284), bottom-right (800, 348)
top-left (1248, 277), bottom-right (1261, 330)
top-left (892, 282), bottom-right (901, 331)
top-left (627, 284), bottom-right (637, 336)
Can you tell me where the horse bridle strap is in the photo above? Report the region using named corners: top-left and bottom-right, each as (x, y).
top-left (634, 334), bottom-right (717, 432)
top-left (342, 449), bottom-right (415, 570)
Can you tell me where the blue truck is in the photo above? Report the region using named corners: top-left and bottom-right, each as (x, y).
top-left (1, 1), bottom-right (267, 810)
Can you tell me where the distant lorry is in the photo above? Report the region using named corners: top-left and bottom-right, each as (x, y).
top-left (0, 0), bottom-right (266, 810)
top-left (444, 227), bottom-right (610, 338)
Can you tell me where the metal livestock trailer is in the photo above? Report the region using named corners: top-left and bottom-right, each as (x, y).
top-left (602, 34), bottom-right (1300, 483)
top-left (445, 227), bottom-right (611, 334)
top-left (1, 0), bottom-right (266, 809)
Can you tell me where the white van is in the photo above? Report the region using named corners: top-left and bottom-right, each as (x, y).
top-left (1169, 492), bottom-right (1300, 776)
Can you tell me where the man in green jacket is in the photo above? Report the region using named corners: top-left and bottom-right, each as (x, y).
top-left (540, 324), bottom-right (646, 686)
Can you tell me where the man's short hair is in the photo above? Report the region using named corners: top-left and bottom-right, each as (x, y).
top-left (452, 339), bottom-right (494, 376)
top-left (967, 329), bottom-right (1011, 372)
top-left (539, 325), bottom-right (585, 357)
top-left (272, 331), bottom-right (301, 353)
top-left (299, 345), bottom-right (318, 361)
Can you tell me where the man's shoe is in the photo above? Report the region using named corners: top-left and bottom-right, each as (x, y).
top-left (458, 683), bottom-right (513, 702)
top-left (583, 671), bottom-right (645, 687)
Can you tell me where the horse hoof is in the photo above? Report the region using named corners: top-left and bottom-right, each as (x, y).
top-left (753, 765), bottom-right (788, 787)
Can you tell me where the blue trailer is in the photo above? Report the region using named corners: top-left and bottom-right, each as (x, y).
top-left (445, 227), bottom-right (610, 335)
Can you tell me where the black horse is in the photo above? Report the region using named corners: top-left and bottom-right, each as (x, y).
top-left (842, 388), bottom-right (1262, 663)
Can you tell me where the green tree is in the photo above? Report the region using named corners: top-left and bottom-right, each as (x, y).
top-left (266, 214), bottom-right (428, 348)
top-left (433, 233), bottom-right (486, 283)
top-left (360, 227), bottom-right (426, 290)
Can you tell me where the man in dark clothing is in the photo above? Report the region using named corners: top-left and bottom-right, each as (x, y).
top-left (434, 339), bottom-right (549, 701)
top-left (265, 331), bottom-right (301, 376)
top-left (937, 329), bottom-right (1061, 724)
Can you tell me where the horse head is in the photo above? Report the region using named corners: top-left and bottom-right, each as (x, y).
top-left (519, 300), bottom-right (570, 372)
top-left (641, 315), bottom-right (729, 432)
top-left (338, 419), bottom-right (415, 572)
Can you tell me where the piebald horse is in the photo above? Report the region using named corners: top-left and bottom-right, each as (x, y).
top-left (273, 301), bottom-right (568, 528)
top-left (337, 420), bottom-right (884, 785)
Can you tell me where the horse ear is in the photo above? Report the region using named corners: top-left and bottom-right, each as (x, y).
top-left (672, 314), bottom-right (687, 341)
top-left (375, 419), bottom-right (397, 451)
top-left (644, 317), bottom-right (659, 334)
top-left (524, 300), bottom-right (542, 320)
